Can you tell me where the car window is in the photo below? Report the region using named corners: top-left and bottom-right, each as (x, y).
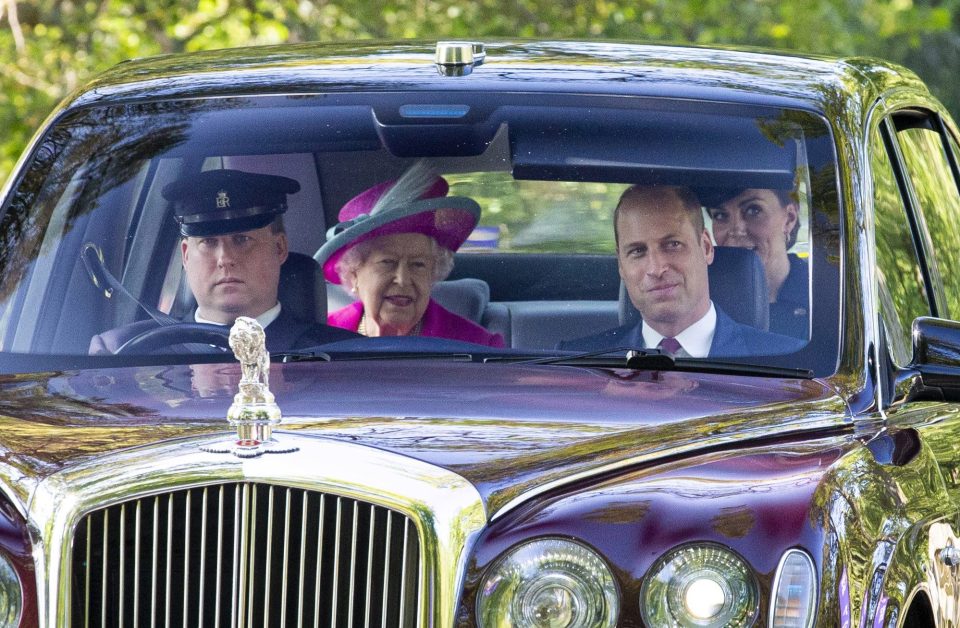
top-left (946, 129), bottom-right (960, 308)
top-left (0, 94), bottom-right (837, 373)
top-left (871, 122), bottom-right (931, 366)
top-left (449, 173), bottom-right (623, 254)
top-left (892, 112), bottom-right (960, 319)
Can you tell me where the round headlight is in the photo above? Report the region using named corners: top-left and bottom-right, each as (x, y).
top-left (641, 543), bottom-right (758, 628)
top-left (477, 538), bottom-right (619, 628)
top-left (0, 552), bottom-right (21, 627)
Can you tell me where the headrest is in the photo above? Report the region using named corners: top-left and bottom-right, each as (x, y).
top-left (431, 278), bottom-right (490, 323)
top-left (278, 252), bottom-right (327, 323)
top-left (619, 246), bottom-right (769, 330)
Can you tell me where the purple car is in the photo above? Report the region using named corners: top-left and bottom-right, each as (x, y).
top-left (0, 40), bottom-right (957, 627)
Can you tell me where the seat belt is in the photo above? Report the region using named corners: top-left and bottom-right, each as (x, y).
top-left (81, 242), bottom-right (178, 327)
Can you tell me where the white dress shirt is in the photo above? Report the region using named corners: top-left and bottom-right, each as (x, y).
top-left (641, 302), bottom-right (717, 358)
top-left (195, 302), bottom-right (282, 329)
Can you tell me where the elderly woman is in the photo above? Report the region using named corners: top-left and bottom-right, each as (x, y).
top-left (704, 188), bottom-right (808, 339)
top-left (316, 164), bottom-right (505, 347)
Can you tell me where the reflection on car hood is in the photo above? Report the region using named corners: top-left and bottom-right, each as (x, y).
top-left (0, 360), bottom-right (846, 515)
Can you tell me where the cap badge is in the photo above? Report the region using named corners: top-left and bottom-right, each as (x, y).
top-left (216, 189), bottom-right (231, 209)
top-left (201, 317), bottom-right (298, 458)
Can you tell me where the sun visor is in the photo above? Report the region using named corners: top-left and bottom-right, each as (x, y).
top-left (506, 106), bottom-right (803, 189)
top-left (159, 104), bottom-right (382, 156)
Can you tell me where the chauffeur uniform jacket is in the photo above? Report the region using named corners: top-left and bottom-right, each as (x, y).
top-left (89, 307), bottom-right (358, 355)
top-left (558, 306), bottom-right (805, 356)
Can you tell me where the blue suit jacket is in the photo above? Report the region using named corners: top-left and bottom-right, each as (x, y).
top-left (769, 254), bottom-right (809, 340)
top-left (558, 306), bottom-right (804, 357)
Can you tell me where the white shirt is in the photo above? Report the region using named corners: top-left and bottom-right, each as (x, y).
top-left (195, 302), bottom-right (282, 329)
top-left (641, 301), bottom-right (717, 358)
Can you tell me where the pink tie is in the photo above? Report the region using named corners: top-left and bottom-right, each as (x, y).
top-left (658, 337), bottom-right (682, 356)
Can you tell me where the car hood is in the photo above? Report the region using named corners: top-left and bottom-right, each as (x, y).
top-left (0, 360), bottom-right (847, 516)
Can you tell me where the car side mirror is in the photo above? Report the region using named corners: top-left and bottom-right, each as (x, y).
top-left (907, 316), bottom-right (960, 401)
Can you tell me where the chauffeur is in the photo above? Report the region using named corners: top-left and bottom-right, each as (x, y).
top-left (89, 169), bottom-right (356, 354)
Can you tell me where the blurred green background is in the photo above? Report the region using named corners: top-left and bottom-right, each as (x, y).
top-left (3, 0), bottom-right (960, 186)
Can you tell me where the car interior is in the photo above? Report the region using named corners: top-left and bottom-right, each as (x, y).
top-left (0, 93), bottom-right (840, 368)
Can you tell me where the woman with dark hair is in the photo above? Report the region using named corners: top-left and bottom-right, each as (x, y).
top-left (705, 188), bottom-right (808, 339)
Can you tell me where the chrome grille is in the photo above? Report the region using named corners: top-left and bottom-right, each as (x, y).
top-left (71, 483), bottom-right (421, 627)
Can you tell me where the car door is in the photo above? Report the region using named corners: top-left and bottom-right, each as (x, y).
top-left (877, 108), bottom-right (960, 623)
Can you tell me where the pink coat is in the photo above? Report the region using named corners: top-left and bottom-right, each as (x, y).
top-left (328, 299), bottom-right (505, 348)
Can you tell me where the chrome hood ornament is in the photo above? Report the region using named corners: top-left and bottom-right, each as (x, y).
top-left (201, 316), bottom-right (298, 458)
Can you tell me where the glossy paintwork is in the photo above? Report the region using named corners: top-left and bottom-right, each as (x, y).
top-left (914, 317), bottom-right (960, 366)
top-left (0, 361), bottom-right (843, 518)
top-left (0, 496), bottom-right (36, 627)
top-left (461, 437), bottom-right (854, 626)
top-left (28, 432), bottom-right (487, 628)
top-left (25, 41), bottom-right (912, 147)
top-left (73, 41), bottom-right (858, 108)
top-left (457, 418), bottom-right (960, 627)
top-left (826, 415), bottom-right (960, 628)
top-left (0, 39), bottom-right (958, 628)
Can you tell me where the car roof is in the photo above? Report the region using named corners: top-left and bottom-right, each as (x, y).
top-left (67, 40), bottom-right (926, 114)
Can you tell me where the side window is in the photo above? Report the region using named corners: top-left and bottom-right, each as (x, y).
top-left (870, 122), bottom-right (930, 366)
top-left (892, 112), bottom-right (960, 319)
top-left (939, 130), bottom-right (960, 314)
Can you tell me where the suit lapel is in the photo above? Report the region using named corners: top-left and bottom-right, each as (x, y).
top-left (708, 308), bottom-right (741, 356)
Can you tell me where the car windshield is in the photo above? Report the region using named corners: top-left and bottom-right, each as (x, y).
top-left (0, 92), bottom-right (839, 374)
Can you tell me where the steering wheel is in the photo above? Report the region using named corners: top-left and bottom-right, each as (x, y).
top-left (115, 322), bottom-right (232, 355)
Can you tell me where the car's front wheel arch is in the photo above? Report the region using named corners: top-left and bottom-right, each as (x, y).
top-left (901, 589), bottom-right (935, 628)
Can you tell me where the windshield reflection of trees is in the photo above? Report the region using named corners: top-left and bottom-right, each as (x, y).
top-left (0, 370), bottom-right (165, 474)
top-left (0, 95), bottom-right (381, 316)
top-left (0, 100), bottom-right (235, 308)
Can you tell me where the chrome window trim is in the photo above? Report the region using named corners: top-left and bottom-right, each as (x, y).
top-left (28, 432), bottom-right (487, 628)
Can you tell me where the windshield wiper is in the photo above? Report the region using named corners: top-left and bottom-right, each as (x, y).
top-left (279, 350), bottom-right (475, 363)
top-left (509, 347), bottom-right (674, 368)
top-left (277, 351), bottom-right (332, 363)
top-left (493, 347), bottom-right (814, 379)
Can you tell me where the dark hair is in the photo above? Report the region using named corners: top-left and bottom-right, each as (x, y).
top-left (704, 187), bottom-right (801, 248)
top-left (614, 185), bottom-right (704, 246)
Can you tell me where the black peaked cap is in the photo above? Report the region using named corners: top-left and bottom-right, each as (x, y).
top-left (164, 169), bottom-right (301, 237)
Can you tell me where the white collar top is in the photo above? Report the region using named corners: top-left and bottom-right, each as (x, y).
top-left (641, 301), bottom-right (717, 358)
top-left (195, 301), bottom-right (282, 329)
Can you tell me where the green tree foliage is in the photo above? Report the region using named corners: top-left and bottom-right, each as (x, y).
top-left (2, 0), bottom-right (958, 185)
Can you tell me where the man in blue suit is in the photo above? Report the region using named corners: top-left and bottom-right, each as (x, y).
top-left (560, 185), bottom-right (803, 357)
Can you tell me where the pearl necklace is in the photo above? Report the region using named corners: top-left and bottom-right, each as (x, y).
top-left (358, 312), bottom-right (422, 337)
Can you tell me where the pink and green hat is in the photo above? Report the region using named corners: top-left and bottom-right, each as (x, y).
top-left (316, 176), bottom-right (481, 284)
